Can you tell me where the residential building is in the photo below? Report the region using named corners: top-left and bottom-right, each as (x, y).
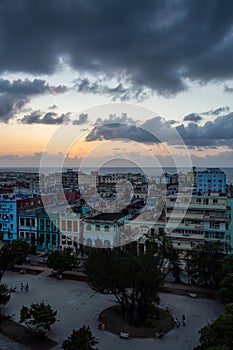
top-left (59, 209), bottom-right (82, 252)
top-left (193, 167), bottom-right (226, 194)
top-left (83, 212), bottom-right (131, 248)
top-left (166, 194), bottom-right (231, 254)
top-left (37, 210), bottom-right (60, 252)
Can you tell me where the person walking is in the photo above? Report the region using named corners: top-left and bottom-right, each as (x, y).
top-left (25, 283), bottom-right (29, 292)
top-left (20, 283), bottom-right (24, 292)
top-left (182, 314), bottom-right (186, 327)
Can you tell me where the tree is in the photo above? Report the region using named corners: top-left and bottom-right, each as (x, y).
top-left (214, 255), bottom-right (233, 287)
top-left (186, 242), bottom-right (223, 287)
top-left (194, 303), bottom-right (233, 350)
top-left (20, 301), bottom-right (57, 336)
top-left (0, 240), bottom-right (31, 281)
top-left (218, 273), bottom-right (233, 304)
top-left (47, 247), bottom-right (76, 278)
top-left (86, 248), bottom-right (163, 324)
top-left (62, 325), bottom-right (98, 350)
top-left (159, 237), bottom-right (182, 283)
top-left (0, 284), bottom-right (15, 307)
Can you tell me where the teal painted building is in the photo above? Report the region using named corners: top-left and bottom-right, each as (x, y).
top-left (37, 210), bottom-right (60, 252)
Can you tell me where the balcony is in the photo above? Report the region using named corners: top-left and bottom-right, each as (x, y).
top-left (204, 215), bottom-right (230, 222)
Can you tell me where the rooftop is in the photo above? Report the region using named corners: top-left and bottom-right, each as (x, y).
top-left (85, 212), bottom-right (128, 222)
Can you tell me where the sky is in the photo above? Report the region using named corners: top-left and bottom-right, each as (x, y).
top-left (1, 0), bottom-right (233, 168)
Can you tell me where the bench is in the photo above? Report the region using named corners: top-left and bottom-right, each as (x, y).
top-left (189, 293), bottom-right (197, 298)
top-left (120, 332), bottom-right (129, 339)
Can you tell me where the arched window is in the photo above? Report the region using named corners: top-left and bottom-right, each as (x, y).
top-left (86, 238), bottom-right (92, 247)
top-left (86, 224), bottom-right (91, 231)
top-left (104, 240), bottom-right (110, 248)
top-left (104, 225), bottom-right (109, 232)
top-left (96, 225), bottom-right (100, 231)
top-left (95, 239), bottom-right (102, 248)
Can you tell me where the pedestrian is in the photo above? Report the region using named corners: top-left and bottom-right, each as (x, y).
top-left (25, 283), bottom-right (29, 292)
top-left (20, 283), bottom-right (23, 292)
top-left (182, 314), bottom-right (186, 327)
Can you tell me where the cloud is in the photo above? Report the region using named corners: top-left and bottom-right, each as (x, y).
top-left (176, 112), bottom-right (233, 147)
top-left (74, 76), bottom-right (152, 101)
top-left (20, 111), bottom-right (71, 124)
top-left (183, 113), bottom-right (202, 122)
top-left (201, 106), bottom-right (230, 116)
top-left (0, 78), bottom-right (68, 123)
top-left (86, 116), bottom-right (172, 144)
top-left (1, 150), bottom-right (233, 168)
top-left (1, 1), bottom-right (233, 96)
top-left (48, 104), bottom-right (58, 110)
top-left (72, 113), bottom-right (88, 125)
top-left (85, 112), bottom-right (233, 149)
top-left (86, 123), bottom-right (159, 143)
top-left (94, 113), bottom-right (137, 126)
top-left (224, 85), bottom-right (233, 93)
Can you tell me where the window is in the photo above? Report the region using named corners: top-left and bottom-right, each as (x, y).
top-left (104, 240), bottom-right (110, 248)
top-left (73, 221), bottom-right (78, 232)
top-left (67, 220), bottom-right (72, 231)
top-left (61, 220), bottom-right (66, 231)
top-left (86, 224), bottom-right (92, 231)
top-left (40, 220), bottom-right (44, 230)
top-left (46, 219), bottom-right (50, 230)
top-left (86, 238), bottom-right (92, 247)
top-left (96, 225), bottom-right (100, 231)
top-left (104, 225), bottom-right (109, 232)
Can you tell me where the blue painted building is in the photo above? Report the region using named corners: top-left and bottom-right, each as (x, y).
top-left (0, 196), bottom-right (17, 241)
top-left (194, 168), bottom-right (226, 194)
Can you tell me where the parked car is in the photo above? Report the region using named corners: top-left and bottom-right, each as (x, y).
top-left (39, 256), bottom-right (48, 264)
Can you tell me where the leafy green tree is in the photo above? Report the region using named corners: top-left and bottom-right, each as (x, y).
top-left (186, 242), bottom-right (223, 287)
top-left (62, 325), bottom-right (98, 350)
top-left (194, 303), bottom-right (233, 350)
top-left (0, 240), bottom-right (31, 281)
top-left (218, 273), bottom-right (233, 304)
top-left (0, 284), bottom-right (15, 307)
top-left (47, 247), bottom-right (76, 278)
top-left (11, 240), bottom-right (31, 264)
top-left (86, 248), bottom-right (163, 324)
top-left (214, 255), bottom-right (233, 287)
top-left (159, 237), bottom-right (182, 283)
top-left (19, 301), bottom-right (57, 335)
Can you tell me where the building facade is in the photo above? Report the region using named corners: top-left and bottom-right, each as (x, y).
top-left (194, 168), bottom-right (226, 194)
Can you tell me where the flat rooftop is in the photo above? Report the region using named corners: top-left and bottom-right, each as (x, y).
top-left (85, 212), bottom-right (128, 222)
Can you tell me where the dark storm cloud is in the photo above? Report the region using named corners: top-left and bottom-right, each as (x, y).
top-left (183, 113), bottom-right (202, 122)
top-left (176, 113), bottom-right (233, 147)
top-left (72, 113), bottom-right (88, 125)
top-left (86, 113), bottom-right (233, 149)
top-left (201, 106), bottom-right (230, 116)
top-left (224, 85), bottom-right (233, 93)
top-left (1, 0), bottom-right (233, 96)
top-left (0, 78), bottom-right (68, 122)
top-left (21, 111), bottom-right (70, 124)
top-left (86, 123), bottom-right (159, 143)
top-left (74, 77), bottom-right (151, 101)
